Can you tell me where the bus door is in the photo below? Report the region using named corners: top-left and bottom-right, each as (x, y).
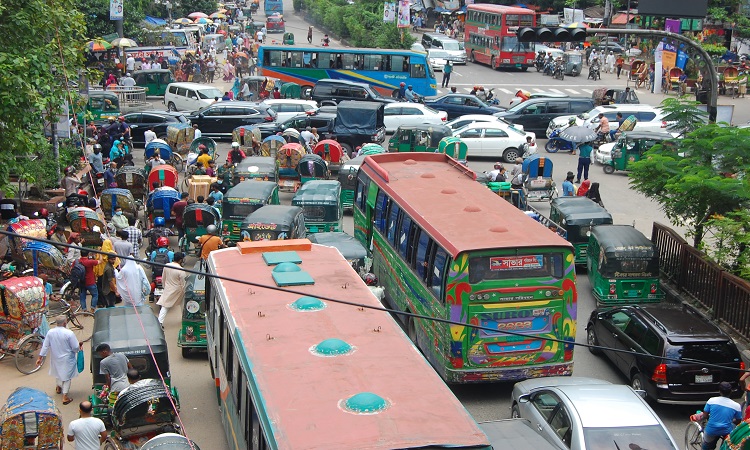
top-left (365, 181), bottom-right (378, 251)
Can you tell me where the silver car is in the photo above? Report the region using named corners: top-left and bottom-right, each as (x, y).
top-left (510, 377), bottom-right (679, 450)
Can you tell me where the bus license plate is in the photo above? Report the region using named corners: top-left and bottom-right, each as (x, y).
top-left (695, 375), bottom-right (712, 383)
top-left (284, 180), bottom-right (295, 186)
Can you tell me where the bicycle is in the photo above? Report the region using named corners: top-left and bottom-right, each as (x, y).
top-left (685, 414), bottom-right (728, 450)
top-left (47, 293), bottom-right (95, 343)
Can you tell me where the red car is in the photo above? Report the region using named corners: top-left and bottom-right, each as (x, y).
top-left (266, 14), bottom-right (285, 33)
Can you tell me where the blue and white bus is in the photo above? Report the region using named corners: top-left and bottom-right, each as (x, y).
top-left (257, 45), bottom-right (438, 98)
top-left (264, 0), bottom-right (283, 15)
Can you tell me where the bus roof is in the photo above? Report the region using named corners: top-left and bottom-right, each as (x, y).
top-left (258, 44), bottom-right (418, 56)
top-left (467, 3), bottom-right (534, 14)
top-left (209, 241), bottom-right (490, 449)
top-left (361, 153), bottom-right (572, 257)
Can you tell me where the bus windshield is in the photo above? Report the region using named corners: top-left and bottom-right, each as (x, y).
top-left (501, 36), bottom-right (533, 53)
top-left (468, 253), bottom-right (564, 283)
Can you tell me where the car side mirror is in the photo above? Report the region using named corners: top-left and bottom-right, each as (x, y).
top-left (517, 394), bottom-right (530, 404)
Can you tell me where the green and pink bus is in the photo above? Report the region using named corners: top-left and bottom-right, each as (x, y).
top-left (354, 153), bottom-right (578, 383)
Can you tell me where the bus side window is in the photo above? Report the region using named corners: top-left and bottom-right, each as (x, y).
top-left (415, 230), bottom-right (430, 282)
top-left (387, 204), bottom-right (400, 245)
top-left (289, 52), bottom-right (303, 68)
top-left (410, 63), bottom-right (426, 79)
top-left (374, 190), bottom-right (388, 232)
top-left (406, 222), bottom-right (419, 266)
top-left (317, 54), bottom-right (331, 69)
top-left (391, 56), bottom-right (407, 72)
top-left (429, 246), bottom-right (449, 301)
top-left (364, 54), bottom-right (383, 71)
top-left (399, 215), bottom-right (412, 257)
top-left (266, 50), bottom-right (283, 67)
top-left (341, 53), bottom-right (356, 70)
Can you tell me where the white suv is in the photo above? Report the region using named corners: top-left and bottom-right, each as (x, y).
top-left (546, 104), bottom-right (670, 137)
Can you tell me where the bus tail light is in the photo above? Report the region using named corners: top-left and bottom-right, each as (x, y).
top-left (650, 284), bottom-right (657, 294)
top-left (741, 362), bottom-right (746, 371)
top-left (652, 363), bottom-right (668, 384)
top-left (609, 284), bottom-right (616, 295)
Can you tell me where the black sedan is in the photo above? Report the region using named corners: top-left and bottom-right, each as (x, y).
top-left (122, 111), bottom-right (189, 147)
top-left (423, 94), bottom-right (504, 120)
top-left (186, 102), bottom-right (277, 140)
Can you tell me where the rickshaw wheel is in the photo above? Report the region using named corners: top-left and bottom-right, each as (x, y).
top-left (15, 334), bottom-right (44, 374)
top-left (170, 153), bottom-right (184, 171)
top-left (102, 437), bottom-right (126, 450)
top-left (69, 311), bottom-right (95, 343)
top-left (0, 350), bottom-right (6, 361)
top-left (603, 164), bottom-right (615, 174)
top-left (182, 347), bottom-right (191, 358)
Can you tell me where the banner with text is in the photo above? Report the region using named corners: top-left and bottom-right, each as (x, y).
top-left (110, 0), bottom-right (123, 20)
top-left (384, 2), bottom-right (396, 23)
top-left (397, 0), bottom-right (410, 28)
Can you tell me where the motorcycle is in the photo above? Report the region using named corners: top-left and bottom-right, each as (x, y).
top-left (545, 128), bottom-right (577, 153)
top-left (534, 53), bottom-right (545, 72)
top-left (593, 131), bottom-right (612, 148)
top-left (588, 63), bottom-right (601, 80)
top-left (485, 88), bottom-right (500, 106)
top-left (553, 62), bottom-right (565, 80)
top-left (543, 60), bottom-right (556, 76)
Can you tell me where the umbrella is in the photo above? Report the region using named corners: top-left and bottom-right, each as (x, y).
top-left (218, 8), bottom-right (228, 13)
top-left (210, 12), bottom-right (227, 19)
top-left (86, 38), bottom-right (113, 52)
top-left (188, 12), bottom-right (208, 18)
top-left (235, 51), bottom-right (249, 59)
top-left (566, 22), bottom-right (589, 28)
top-left (194, 17), bottom-right (213, 24)
top-left (174, 18), bottom-right (193, 25)
top-left (559, 126), bottom-right (598, 143)
top-left (111, 37), bottom-right (137, 48)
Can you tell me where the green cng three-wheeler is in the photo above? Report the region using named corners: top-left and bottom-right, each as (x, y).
top-left (132, 69), bottom-right (175, 96)
top-left (240, 205), bottom-right (306, 241)
top-left (221, 180), bottom-right (280, 242)
top-left (338, 155), bottom-right (365, 211)
top-left (233, 156), bottom-right (278, 185)
top-left (587, 225), bottom-right (664, 305)
top-left (291, 180), bottom-right (343, 233)
top-left (549, 197), bottom-right (613, 265)
top-left (603, 131), bottom-right (674, 175)
top-left (388, 124), bottom-right (452, 153)
top-left (178, 262), bottom-right (207, 358)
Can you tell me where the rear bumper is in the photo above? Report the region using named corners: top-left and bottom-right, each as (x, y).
top-left (444, 362), bottom-right (573, 384)
top-left (651, 385), bottom-right (743, 405)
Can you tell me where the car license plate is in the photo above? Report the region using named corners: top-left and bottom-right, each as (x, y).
top-left (154, 288), bottom-right (163, 296)
top-left (284, 180), bottom-right (295, 186)
top-left (695, 375), bottom-right (713, 383)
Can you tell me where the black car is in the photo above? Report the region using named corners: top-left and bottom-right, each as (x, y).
top-left (256, 112), bottom-right (336, 140)
top-left (186, 101), bottom-right (276, 139)
top-left (494, 97), bottom-right (594, 134)
top-left (311, 79), bottom-right (396, 107)
top-left (423, 94), bottom-right (504, 120)
top-left (586, 304), bottom-right (743, 405)
top-left (122, 111), bottom-right (189, 147)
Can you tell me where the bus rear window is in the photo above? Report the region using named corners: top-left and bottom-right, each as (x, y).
top-left (468, 253), bottom-right (563, 283)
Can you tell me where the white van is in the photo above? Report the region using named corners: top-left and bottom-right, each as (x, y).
top-left (164, 82), bottom-right (224, 112)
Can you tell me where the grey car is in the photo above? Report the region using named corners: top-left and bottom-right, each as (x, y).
top-left (510, 377), bottom-right (679, 450)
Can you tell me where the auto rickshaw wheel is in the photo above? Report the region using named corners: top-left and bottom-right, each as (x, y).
top-left (603, 164), bottom-right (615, 174)
top-left (102, 437), bottom-right (126, 450)
top-left (15, 334), bottom-right (44, 374)
top-left (69, 311), bottom-right (95, 343)
top-left (182, 347), bottom-right (191, 358)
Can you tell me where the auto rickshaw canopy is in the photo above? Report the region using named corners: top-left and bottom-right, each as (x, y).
top-left (590, 225), bottom-right (656, 260)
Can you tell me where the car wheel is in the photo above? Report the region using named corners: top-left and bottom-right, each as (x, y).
top-left (167, 102), bottom-right (177, 112)
top-left (586, 325), bottom-right (602, 354)
top-left (502, 148), bottom-right (520, 163)
top-left (603, 164), bottom-right (615, 174)
top-left (631, 373), bottom-right (650, 402)
top-left (511, 404), bottom-right (521, 418)
top-left (340, 142), bottom-right (353, 158)
top-left (157, 133), bottom-right (167, 140)
top-left (301, 85), bottom-right (313, 99)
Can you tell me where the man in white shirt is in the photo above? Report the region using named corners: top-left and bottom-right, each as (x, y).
top-left (144, 126), bottom-right (157, 145)
top-left (120, 73), bottom-right (136, 87)
top-left (193, 123), bottom-right (202, 139)
top-left (67, 401), bottom-right (107, 450)
top-left (141, 60), bottom-right (150, 70)
top-left (256, 30), bottom-right (264, 43)
top-left (605, 51), bottom-right (615, 74)
top-left (126, 55), bottom-right (135, 73)
top-left (300, 127), bottom-right (315, 146)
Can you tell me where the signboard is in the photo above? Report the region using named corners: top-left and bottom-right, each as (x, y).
top-left (397, 0), bottom-right (410, 28)
top-left (562, 8), bottom-right (584, 24)
top-left (383, 2), bottom-right (396, 23)
top-left (665, 19), bottom-right (681, 34)
top-left (639, 0), bottom-right (707, 19)
top-left (110, 0), bottom-right (123, 20)
top-left (662, 41), bottom-right (677, 69)
top-left (490, 255), bottom-right (543, 271)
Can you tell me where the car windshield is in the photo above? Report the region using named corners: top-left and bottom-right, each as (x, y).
top-left (442, 41), bottom-right (461, 51)
top-left (197, 88), bottom-right (223, 99)
top-left (583, 425), bottom-right (676, 450)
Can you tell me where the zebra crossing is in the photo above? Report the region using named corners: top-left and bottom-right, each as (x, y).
top-left (437, 87), bottom-right (593, 95)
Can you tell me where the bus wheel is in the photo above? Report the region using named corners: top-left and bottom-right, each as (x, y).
top-left (340, 143), bottom-right (353, 158)
top-left (301, 85), bottom-right (313, 99)
top-left (407, 315), bottom-right (417, 344)
top-left (490, 56), bottom-right (496, 70)
top-left (521, 66), bottom-right (528, 72)
top-left (469, 51), bottom-right (475, 63)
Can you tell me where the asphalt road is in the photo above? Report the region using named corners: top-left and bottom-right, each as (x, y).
top-left (2, 6), bottom-right (747, 449)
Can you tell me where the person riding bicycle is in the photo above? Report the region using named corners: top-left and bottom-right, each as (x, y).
top-left (144, 217), bottom-right (175, 253)
top-left (690, 381), bottom-right (742, 450)
top-left (404, 85), bottom-right (416, 102)
top-left (397, 82), bottom-right (406, 101)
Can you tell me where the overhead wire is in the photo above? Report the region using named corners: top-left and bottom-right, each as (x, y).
top-left (4, 228), bottom-right (749, 376)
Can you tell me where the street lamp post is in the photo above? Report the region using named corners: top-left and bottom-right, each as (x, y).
top-left (166, 1), bottom-right (173, 25)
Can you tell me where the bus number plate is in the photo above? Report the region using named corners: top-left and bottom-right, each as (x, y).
top-left (695, 375), bottom-right (712, 383)
top-left (513, 56), bottom-right (524, 63)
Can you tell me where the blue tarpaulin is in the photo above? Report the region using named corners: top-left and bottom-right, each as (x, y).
top-left (145, 16), bottom-right (168, 26)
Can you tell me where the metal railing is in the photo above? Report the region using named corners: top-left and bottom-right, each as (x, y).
top-left (95, 86), bottom-right (149, 106)
top-left (652, 222), bottom-right (750, 340)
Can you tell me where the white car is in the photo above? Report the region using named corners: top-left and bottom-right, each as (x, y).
top-left (428, 49), bottom-right (448, 72)
top-left (445, 114), bottom-right (524, 131)
top-left (452, 122), bottom-right (535, 162)
top-left (383, 103), bottom-right (447, 133)
top-left (546, 104), bottom-right (671, 138)
top-left (263, 99), bottom-right (319, 123)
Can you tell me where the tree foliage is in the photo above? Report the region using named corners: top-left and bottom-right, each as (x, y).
top-left (658, 97), bottom-right (708, 137)
top-left (628, 125), bottom-right (750, 247)
top-left (0, 0), bottom-right (86, 194)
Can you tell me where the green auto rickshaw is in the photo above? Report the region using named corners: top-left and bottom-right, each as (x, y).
top-left (338, 154), bottom-right (365, 211)
top-left (283, 32), bottom-right (295, 45)
top-left (233, 156), bottom-right (278, 185)
top-left (387, 124), bottom-right (452, 153)
top-left (548, 197), bottom-right (613, 266)
top-left (76, 91), bottom-right (120, 125)
top-left (587, 225), bottom-right (664, 305)
top-left (437, 136), bottom-right (468, 164)
top-left (291, 180), bottom-right (343, 233)
top-left (221, 180), bottom-right (280, 242)
top-left (562, 50), bottom-right (583, 76)
top-left (603, 131), bottom-right (674, 175)
top-left (307, 232), bottom-right (368, 273)
top-left (132, 69), bottom-right (175, 96)
top-left (240, 205), bottom-right (306, 241)
top-left (280, 82), bottom-right (301, 99)
top-left (178, 262), bottom-right (207, 357)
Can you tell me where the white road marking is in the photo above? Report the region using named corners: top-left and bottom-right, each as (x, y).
top-left (549, 88), bottom-right (563, 93)
top-left (566, 89), bottom-right (580, 94)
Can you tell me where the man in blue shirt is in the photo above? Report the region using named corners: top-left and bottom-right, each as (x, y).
top-left (562, 171), bottom-right (575, 196)
top-left (576, 142), bottom-right (593, 184)
top-left (691, 381), bottom-right (742, 450)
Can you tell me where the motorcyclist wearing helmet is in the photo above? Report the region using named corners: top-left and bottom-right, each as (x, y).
top-left (227, 141), bottom-right (246, 165)
top-left (197, 224), bottom-right (224, 260)
top-left (397, 82), bottom-right (406, 101)
top-left (404, 85), bottom-right (416, 102)
top-left (476, 86), bottom-right (487, 102)
top-left (36, 208), bottom-right (57, 237)
top-left (149, 236), bottom-right (175, 271)
top-left (88, 144), bottom-right (105, 174)
top-left (144, 216), bottom-right (175, 253)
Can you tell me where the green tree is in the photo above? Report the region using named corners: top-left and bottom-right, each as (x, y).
top-left (704, 211), bottom-right (750, 278)
top-left (0, 0), bottom-right (86, 194)
top-left (74, 0), bottom-right (147, 39)
top-left (658, 97), bottom-right (708, 137)
top-left (628, 124), bottom-right (750, 247)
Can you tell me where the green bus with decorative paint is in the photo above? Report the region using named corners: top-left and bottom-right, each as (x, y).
top-left (353, 152), bottom-right (578, 383)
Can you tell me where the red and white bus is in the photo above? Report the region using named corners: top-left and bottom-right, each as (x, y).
top-left (464, 4), bottom-right (536, 70)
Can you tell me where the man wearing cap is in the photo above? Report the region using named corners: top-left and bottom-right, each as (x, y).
top-left (120, 73), bottom-right (135, 87)
top-left (193, 123), bottom-right (202, 139)
top-left (691, 381), bottom-right (742, 449)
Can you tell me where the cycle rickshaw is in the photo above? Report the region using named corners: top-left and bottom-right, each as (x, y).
top-left (277, 142), bottom-right (305, 191)
top-left (146, 188), bottom-right (182, 229)
top-left (313, 139), bottom-right (344, 172)
top-left (21, 241), bottom-right (69, 288)
top-left (166, 123), bottom-right (195, 156)
top-left (0, 276), bottom-right (48, 374)
top-left (0, 387), bottom-right (63, 448)
top-left (146, 139), bottom-right (183, 169)
top-left (114, 166), bottom-right (147, 204)
top-left (101, 188), bottom-right (142, 228)
top-left (522, 154), bottom-right (557, 202)
top-left (179, 203), bottom-right (221, 255)
top-left (66, 207), bottom-right (106, 248)
top-left (149, 164), bottom-right (180, 191)
top-left (260, 135), bottom-right (286, 157)
top-left (232, 125), bottom-right (262, 155)
top-left (6, 219), bottom-right (48, 268)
